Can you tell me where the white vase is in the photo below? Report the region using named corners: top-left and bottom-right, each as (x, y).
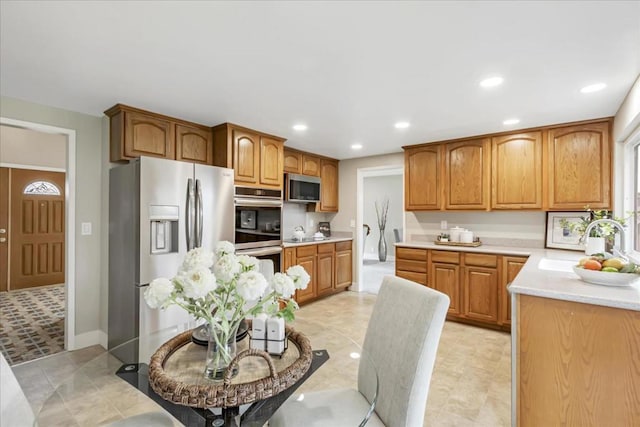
top-left (585, 237), bottom-right (605, 255)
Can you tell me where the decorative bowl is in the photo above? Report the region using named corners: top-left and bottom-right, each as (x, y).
top-left (572, 266), bottom-right (640, 287)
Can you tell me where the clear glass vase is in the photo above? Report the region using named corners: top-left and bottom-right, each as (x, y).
top-left (204, 321), bottom-right (240, 381)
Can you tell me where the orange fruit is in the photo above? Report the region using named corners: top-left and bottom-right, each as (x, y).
top-left (583, 259), bottom-right (602, 271)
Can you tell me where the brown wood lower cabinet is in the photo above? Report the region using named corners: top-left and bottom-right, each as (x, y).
top-left (500, 256), bottom-right (527, 327)
top-left (515, 295), bottom-right (640, 426)
top-left (395, 246), bottom-right (526, 331)
top-left (286, 240), bottom-right (353, 305)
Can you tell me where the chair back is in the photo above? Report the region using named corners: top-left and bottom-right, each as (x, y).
top-left (358, 275), bottom-right (449, 427)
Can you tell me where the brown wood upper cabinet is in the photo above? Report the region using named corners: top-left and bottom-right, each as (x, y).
top-left (316, 158), bottom-right (339, 212)
top-left (546, 121), bottom-right (611, 210)
top-left (283, 150), bottom-right (302, 174)
top-left (105, 104), bottom-right (213, 164)
top-left (445, 138), bottom-right (491, 210)
top-left (404, 117), bottom-right (612, 211)
top-left (175, 124), bottom-right (213, 164)
top-left (283, 149), bottom-right (321, 177)
top-left (491, 132), bottom-right (542, 209)
top-left (212, 123), bottom-right (285, 189)
top-left (106, 104), bottom-right (213, 165)
top-left (404, 145), bottom-right (442, 210)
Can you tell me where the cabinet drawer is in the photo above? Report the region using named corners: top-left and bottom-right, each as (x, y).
top-left (396, 259), bottom-right (428, 273)
top-left (296, 245), bottom-right (317, 258)
top-left (396, 271), bottom-right (428, 286)
top-left (336, 241), bottom-right (352, 252)
top-left (465, 253), bottom-right (498, 268)
top-left (431, 250), bottom-right (460, 264)
top-left (396, 247), bottom-right (428, 261)
top-left (317, 243), bottom-right (335, 254)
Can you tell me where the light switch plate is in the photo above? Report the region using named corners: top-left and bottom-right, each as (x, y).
top-left (350, 219), bottom-right (356, 227)
top-left (81, 222), bottom-right (92, 235)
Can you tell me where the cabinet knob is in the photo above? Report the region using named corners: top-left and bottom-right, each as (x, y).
top-left (0, 237), bottom-right (6, 243)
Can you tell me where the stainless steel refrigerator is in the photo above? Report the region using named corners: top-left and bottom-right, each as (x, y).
top-left (109, 156), bottom-right (234, 362)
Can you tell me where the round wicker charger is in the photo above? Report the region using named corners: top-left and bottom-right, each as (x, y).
top-left (148, 322), bottom-right (312, 408)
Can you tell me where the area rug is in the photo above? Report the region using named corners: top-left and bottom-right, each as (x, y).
top-left (0, 284), bottom-right (65, 365)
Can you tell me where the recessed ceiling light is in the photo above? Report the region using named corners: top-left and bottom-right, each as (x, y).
top-left (503, 118), bottom-right (520, 125)
top-left (580, 83), bottom-right (606, 93)
top-left (480, 76), bottom-right (504, 88)
top-left (351, 144), bottom-right (363, 150)
top-left (394, 121), bottom-right (410, 129)
top-left (292, 124), bottom-right (308, 131)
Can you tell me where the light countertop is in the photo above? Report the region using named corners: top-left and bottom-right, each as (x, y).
top-left (282, 236), bottom-right (353, 248)
top-left (396, 241), bottom-right (640, 312)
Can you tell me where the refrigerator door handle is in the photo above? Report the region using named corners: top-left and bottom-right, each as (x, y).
top-left (195, 179), bottom-right (203, 248)
top-left (186, 178), bottom-right (195, 250)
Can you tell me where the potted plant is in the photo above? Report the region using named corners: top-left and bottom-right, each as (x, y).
top-left (560, 206), bottom-right (630, 254)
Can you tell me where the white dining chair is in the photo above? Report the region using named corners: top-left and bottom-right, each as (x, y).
top-left (270, 275), bottom-right (450, 427)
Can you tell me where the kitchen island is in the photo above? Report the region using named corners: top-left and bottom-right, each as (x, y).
top-left (508, 250), bottom-right (640, 427)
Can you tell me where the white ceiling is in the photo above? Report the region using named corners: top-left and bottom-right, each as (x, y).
top-left (1, 1), bottom-right (639, 160)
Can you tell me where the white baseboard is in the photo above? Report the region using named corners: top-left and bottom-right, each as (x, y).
top-left (72, 330), bottom-right (107, 351)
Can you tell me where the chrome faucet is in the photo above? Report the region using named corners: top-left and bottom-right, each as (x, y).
top-left (583, 219), bottom-right (627, 258)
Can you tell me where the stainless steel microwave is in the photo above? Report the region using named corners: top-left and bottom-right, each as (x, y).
top-left (286, 174), bottom-right (321, 203)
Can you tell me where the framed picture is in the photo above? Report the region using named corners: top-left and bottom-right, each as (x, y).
top-left (545, 211), bottom-right (588, 251)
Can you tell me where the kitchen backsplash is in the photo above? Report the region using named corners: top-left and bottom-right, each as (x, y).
top-left (405, 211), bottom-right (547, 248)
top-left (282, 202), bottom-right (332, 240)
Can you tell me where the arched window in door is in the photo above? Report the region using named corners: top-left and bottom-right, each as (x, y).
top-left (23, 180), bottom-right (61, 195)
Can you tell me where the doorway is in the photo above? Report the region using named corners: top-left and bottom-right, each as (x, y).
top-left (0, 120), bottom-right (76, 364)
top-left (355, 166), bottom-right (404, 294)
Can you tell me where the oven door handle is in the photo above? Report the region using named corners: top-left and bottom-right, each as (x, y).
top-left (235, 246), bottom-right (283, 257)
top-left (234, 198), bottom-right (283, 208)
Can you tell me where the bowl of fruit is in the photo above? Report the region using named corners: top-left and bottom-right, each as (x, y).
top-left (572, 254), bottom-right (640, 287)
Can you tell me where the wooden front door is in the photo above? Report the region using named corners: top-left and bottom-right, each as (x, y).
top-left (9, 169), bottom-right (65, 289)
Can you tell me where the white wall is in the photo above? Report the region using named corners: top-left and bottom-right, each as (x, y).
top-left (363, 174), bottom-right (403, 259)
top-left (0, 125), bottom-right (66, 169)
top-left (1, 96), bottom-right (104, 342)
top-left (333, 152), bottom-right (405, 233)
top-left (614, 74), bottom-right (640, 218)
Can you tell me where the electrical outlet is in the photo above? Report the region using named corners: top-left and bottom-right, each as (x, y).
top-left (441, 220), bottom-right (448, 230)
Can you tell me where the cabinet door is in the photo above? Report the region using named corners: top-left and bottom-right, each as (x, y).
top-left (283, 150), bottom-right (302, 174)
top-left (335, 248), bottom-right (353, 289)
top-left (445, 138), bottom-right (490, 210)
top-left (430, 262), bottom-right (460, 315)
top-left (404, 145), bottom-right (442, 210)
top-left (259, 136), bottom-right (284, 188)
top-left (294, 255), bottom-right (316, 304)
top-left (232, 128), bottom-right (260, 185)
top-left (175, 124), bottom-right (213, 165)
top-left (302, 155), bottom-right (321, 177)
top-left (317, 251), bottom-right (334, 296)
top-left (283, 247), bottom-right (296, 272)
top-left (547, 121), bottom-right (611, 209)
top-left (318, 159), bottom-right (339, 212)
top-left (463, 266), bottom-right (499, 323)
top-left (124, 111), bottom-right (175, 159)
top-left (500, 256), bottom-right (527, 327)
top-left (492, 132), bottom-right (542, 209)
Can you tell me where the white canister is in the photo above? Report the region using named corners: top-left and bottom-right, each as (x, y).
top-left (449, 227), bottom-right (464, 242)
top-left (460, 230), bottom-right (474, 243)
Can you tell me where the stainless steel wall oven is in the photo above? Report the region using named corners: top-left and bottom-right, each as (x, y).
top-left (234, 186), bottom-right (283, 249)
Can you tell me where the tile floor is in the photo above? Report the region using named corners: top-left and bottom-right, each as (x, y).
top-left (0, 284), bottom-right (66, 365)
top-left (12, 290), bottom-right (511, 426)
